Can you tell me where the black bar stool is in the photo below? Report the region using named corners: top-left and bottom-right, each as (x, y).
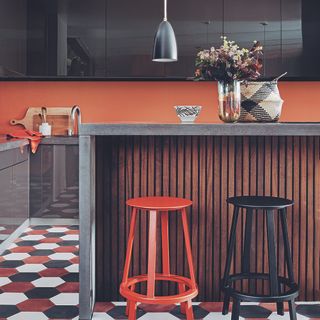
top-left (222, 196), bottom-right (299, 320)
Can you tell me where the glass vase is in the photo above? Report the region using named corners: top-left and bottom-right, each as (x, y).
top-left (218, 80), bottom-right (241, 123)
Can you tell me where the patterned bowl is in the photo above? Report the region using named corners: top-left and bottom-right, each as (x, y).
top-left (174, 106), bottom-right (202, 123)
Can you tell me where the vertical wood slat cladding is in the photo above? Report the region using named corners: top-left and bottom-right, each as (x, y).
top-left (95, 136), bottom-right (320, 302)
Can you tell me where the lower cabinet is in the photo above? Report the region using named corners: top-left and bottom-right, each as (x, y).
top-left (0, 146), bottom-right (29, 243)
top-left (30, 144), bottom-right (79, 219)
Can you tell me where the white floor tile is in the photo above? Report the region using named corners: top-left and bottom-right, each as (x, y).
top-left (20, 235), bottom-right (45, 241)
top-left (0, 277), bottom-right (12, 286)
top-left (92, 313), bottom-right (114, 320)
top-left (48, 253), bottom-right (76, 260)
top-left (47, 227), bottom-right (68, 233)
top-left (34, 243), bottom-right (59, 250)
top-left (3, 253), bottom-right (30, 260)
top-left (0, 293), bottom-right (27, 304)
top-left (61, 234), bottom-right (79, 241)
top-left (16, 264), bottom-right (46, 273)
top-left (32, 277), bottom-right (65, 287)
top-left (65, 264), bottom-right (79, 272)
top-left (8, 312), bottom-right (48, 320)
top-left (50, 293), bottom-right (79, 305)
top-left (139, 313), bottom-right (178, 320)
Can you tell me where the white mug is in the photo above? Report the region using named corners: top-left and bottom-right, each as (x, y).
top-left (39, 122), bottom-right (52, 136)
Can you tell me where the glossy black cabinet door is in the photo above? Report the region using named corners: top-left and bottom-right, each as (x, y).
top-left (0, 0), bottom-right (319, 78)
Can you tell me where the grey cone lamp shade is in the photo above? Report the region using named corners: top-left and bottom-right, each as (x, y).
top-left (152, 0), bottom-right (178, 62)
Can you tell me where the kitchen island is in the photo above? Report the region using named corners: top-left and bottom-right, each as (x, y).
top-left (79, 122), bottom-right (320, 320)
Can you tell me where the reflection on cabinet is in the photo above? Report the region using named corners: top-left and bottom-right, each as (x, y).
top-left (30, 144), bottom-right (79, 219)
top-left (1, 0), bottom-right (320, 78)
top-left (0, 147), bottom-right (29, 243)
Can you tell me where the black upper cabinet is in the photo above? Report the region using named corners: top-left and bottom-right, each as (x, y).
top-left (0, 0), bottom-right (319, 79)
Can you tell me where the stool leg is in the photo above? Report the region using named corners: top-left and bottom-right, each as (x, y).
top-left (181, 208), bottom-right (197, 285)
top-left (161, 211), bottom-right (170, 275)
top-left (242, 208), bottom-right (253, 274)
top-left (147, 210), bottom-right (157, 298)
top-left (128, 301), bottom-right (137, 320)
top-left (185, 299), bottom-right (194, 320)
top-left (179, 283), bottom-right (186, 314)
top-left (122, 208), bottom-right (137, 283)
top-left (280, 209), bottom-right (295, 283)
top-left (266, 210), bottom-right (282, 315)
top-left (288, 300), bottom-right (297, 320)
top-left (231, 298), bottom-right (241, 320)
top-left (125, 284), bottom-right (136, 316)
top-left (222, 206), bottom-right (240, 315)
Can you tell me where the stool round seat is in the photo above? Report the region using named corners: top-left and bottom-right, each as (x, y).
top-left (227, 196), bottom-right (293, 209)
top-left (126, 196), bottom-right (192, 211)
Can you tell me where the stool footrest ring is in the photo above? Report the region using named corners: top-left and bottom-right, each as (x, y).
top-left (120, 273), bottom-right (198, 304)
top-left (222, 273), bottom-right (299, 302)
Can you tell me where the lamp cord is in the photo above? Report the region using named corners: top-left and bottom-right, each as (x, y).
top-left (164, 0), bottom-right (167, 21)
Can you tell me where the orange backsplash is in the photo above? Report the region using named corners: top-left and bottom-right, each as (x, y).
top-left (0, 81), bottom-right (319, 133)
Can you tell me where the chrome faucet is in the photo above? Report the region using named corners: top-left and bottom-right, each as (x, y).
top-left (69, 105), bottom-right (81, 136)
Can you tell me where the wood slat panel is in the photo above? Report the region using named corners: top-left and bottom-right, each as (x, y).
top-left (95, 136), bottom-right (320, 302)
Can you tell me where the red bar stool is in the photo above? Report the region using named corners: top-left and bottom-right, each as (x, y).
top-left (120, 196), bottom-right (198, 320)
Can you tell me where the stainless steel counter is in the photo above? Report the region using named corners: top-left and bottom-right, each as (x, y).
top-left (0, 137), bottom-right (28, 152)
top-left (0, 135), bottom-right (79, 153)
top-left (79, 122), bottom-right (320, 136)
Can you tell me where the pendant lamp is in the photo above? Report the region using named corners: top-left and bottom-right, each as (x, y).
top-left (152, 0), bottom-right (178, 62)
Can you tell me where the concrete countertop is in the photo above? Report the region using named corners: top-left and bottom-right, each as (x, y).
top-left (79, 122), bottom-right (320, 136)
top-left (0, 135), bottom-right (79, 152)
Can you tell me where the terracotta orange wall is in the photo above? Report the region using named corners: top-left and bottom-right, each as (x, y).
top-left (0, 81), bottom-right (319, 133)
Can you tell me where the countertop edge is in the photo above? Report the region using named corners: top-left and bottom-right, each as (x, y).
top-left (79, 123), bottom-right (320, 136)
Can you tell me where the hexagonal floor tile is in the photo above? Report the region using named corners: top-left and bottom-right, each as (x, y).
top-left (54, 245), bottom-right (78, 253)
top-left (32, 277), bottom-right (65, 288)
top-left (0, 293), bottom-right (28, 305)
top-left (0, 277), bottom-right (12, 286)
top-left (44, 232), bottom-right (66, 238)
top-left (65, 264), bottom-right (79, 273)
top-left (107, 306), bottom-right (145, 319)
top-left (50, 293), bottom-right (79, 305)
top-left (17, 299), bottom-right (54, 312)
top-left (239, 305), bottom-right (273, 318)
top-left (61, 235), bottom-right (79, 241)
top-left (0, 260), bottom-right (24, 268)
top-left (0, 305), bottom-right (20, 318)
top-left (20, 235), bottom-right (45, 241)
top-left (24, 287), bottom-right (60, 299)
top-left (139, 313), bottom-right (178, 320)
top-left (59, 240), bottom-right (79, 246)
top-left (47, 227), bottom-right (69, 233)
top-left (56, 282), bottom-right (79, 293)
top-left (296, 304), bottom-right (320, 318)
top-left (9, 273), bottom-right (41, 282)
top-left (39, 268), bottom-right (68, 277)
top-left (1, 282), bottom-right (35, 293)
top-left (15, 241), bottom-right (39, 247)
top-left (23, 256), bottom-right (50, 264)
top-left (3, 253), bottom-right (30, 261)
top-left (34, 243), bottom-right (59, 250)
top-left (48, 253), bottom-right (76, 261)
top-left (44, 305), bottom-right (79, 318)
top-left (170, 305), bottom-right (209, 319)
top-left (8, 311), bottom-right (48, 319)
top-left (16, 264), bottom-right (46, 273)
top-left (61, 272), bottom-right (79, 282)
top-left (29, 250), bottom-right (55, 256)
top-left (44, 260), bottom-right (72, 268)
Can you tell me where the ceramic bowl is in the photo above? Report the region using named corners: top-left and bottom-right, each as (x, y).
top-left (174, 105), bottom-right (202, 123)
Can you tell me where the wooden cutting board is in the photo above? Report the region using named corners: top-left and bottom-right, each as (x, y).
top-left (10, 107), bottom-right (73, 136)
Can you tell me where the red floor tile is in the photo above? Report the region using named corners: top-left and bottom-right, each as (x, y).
top-left (10, 246), bottom-right (35, 253)
top-left (94, 302), bottom-right (115, 312)
top-left (138, 303), bottom-right (176, 312)
top-left (57, 282), bottom-right (79, 293)
top-left (0, 268), bottom-right (17, 277)
top-left (39, 268), bottom-right (68, 277)
top-left (2, 282), bottom-right (35, 292)
top-left (54, 246), bottom-right (78, 253)
top-left (23, 256), bottom-right (50, 264)
top-left (17, 299), bottom-right (54, 312)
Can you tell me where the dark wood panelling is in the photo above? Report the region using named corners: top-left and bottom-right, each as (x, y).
top-left (96, 136), bottom-right (320, 302)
